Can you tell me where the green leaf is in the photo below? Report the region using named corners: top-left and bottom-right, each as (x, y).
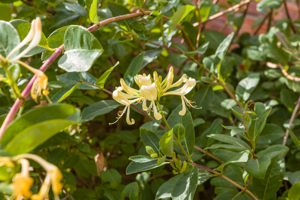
top-left (207, 134), bottom-right (251, 150)
top-left (0, 21), bottom-right (20, 58)
top-left (58, 25), bottom-right (103, 72)
top-left (57, 72), bottom-right (97, 90)
top-left (249, 103), bottom-right (272, 141)
top-left (280, 88), bottom-right (298, 112)
top-left (107, 2), bottom-right (132, 28)
top-left (236, 73), bottom-right (260, 102)
top-left (289, 129), bottom-right (300, 149)
top-left (0, 3), bottom-right (11, 21)
top-left (47, 26), bottom-right (69, 49)
top-left (245, 156), bottom-right (271, 179)
top-left (129, 155), bottom-right (157, 163)
top-left (123, 52), bottom-right (144, 86)
top-left (288, 181), bottom-right (300, 200)
top-left (52, 11), bottom-right (80, 29)
top-left (257, 0), bottom-right (283, 12)
top-left (192, 85), bottom-right (214, 116)
top-left (257, 124), bottom-right (285, 144)
top-left (95, 62), bottom-right (118, 88)
top-left (1, 104), bottom-right (79, 147)
top-left (51, 83), bottom-right (81, 103)
top-left (64, 3), bottom-right (87, 17)
top-left (157, 155), bottom-right (166, 166)
top-left (199, 0), bottom-right (219, 21)
top-left (215, 150), bottom-right (250, 172)
top-left (126, 159), bottom-right (166, 175)
top-left (8, 64), bottom-right (20, 81)
top-left (167, 105), bottom-right (195, 156)
top-left (170, 5), bottom-right (195, 32)
top-left (136, 0), bottom-right (144, 9)
top-left (100, 169), bottom-right (122, 188)
top-left (89, 0), bottom-right (99, 23)
top-left (199, 118), bottom-right (223, 147)
top-left (159, 129), bottom-right (173, 157)
top-left (252, 154), bottom-right (286, 200)
top-left (58, 49), bottom-right (102, 72)
top-left (5, 119), bottom-right (77, 156)
top-left (81, 100), bottom-right (120, 122)
top-left (184, 42), bottom-right (210, 55)
top-left (156, 167), bottom-right (199, 200)
top-left (260, 43), bottom-right (288, 64)
top-left (140, 128), bottom-right (160, 154)
top-left (173, 124), bottom-right (185, 142)
top-left (121, 182), bottom-right (139, 200)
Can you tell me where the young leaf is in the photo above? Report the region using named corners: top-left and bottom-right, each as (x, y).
top-left (157, 155), bottom-right (166, 166)
top-left (288, 181), bottom-right (300, 200)
top-left (51, 83), bottom-right (82, 103)
top-left (95, 62), bottom-right (119, 88)
top-left (89, 0), bottom-right (99, 23)
top-left (159, 129), bottom-right (173, 157)
top-left (170, 5), bottom-right (195, 32)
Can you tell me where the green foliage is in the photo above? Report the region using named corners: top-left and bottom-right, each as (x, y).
top-left (1, 0), bottom-right (300, 199)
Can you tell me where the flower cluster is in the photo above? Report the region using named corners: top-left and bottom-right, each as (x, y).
top-left (1, 17), bottom-right (49, 102)
top-left (111, 67), bottom-right (197, 125)
top-left (0, 154), bottom-right (63, 200)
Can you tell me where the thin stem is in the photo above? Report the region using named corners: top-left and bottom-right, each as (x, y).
top-left (283, 96), bottom-right (300, 145)
top-left (254, 11), bottom-right (271, 35)
top-left (193, 0), bottom-right (202, 49)
top-left (2, 64), bottom-right (22, 99)
top-left (0, 11), bottom-right (153, 139)
top-left (283, 0), bottom-right (297, 33)
top-left (232, 2), bottom-right (250, 41)
top-left (193, 145), bottom-right (223, 164)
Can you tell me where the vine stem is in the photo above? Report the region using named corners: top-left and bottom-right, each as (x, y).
top-left (283, 96), bottom-right (300, 145)
top-left (166, 159), bottom-right (258, 200)
top-left (0, 11), bottom-right (152, 139)
top-left (146, 40), bottom-right (243, 109)
top-left (283, 0), bottom-right (297, 33)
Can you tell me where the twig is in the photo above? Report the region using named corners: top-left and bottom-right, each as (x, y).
top-left (194, 0), bottom-right (251, 26)
top-left (254, 11), bottom-right (271, 35)
top-left (193, 145), bottom-right (223, 164)
top-left (272, 63), bottom-right (300, 81)
top-left (283, 0), bottom-right (297, 33)
top-left (193, 0), bottom-right (202, 49)
top-left (0, 11), bottom-right (152, 139)
top-left (267, 9), bottom-right (273, 32)
top-left (232, 2), bottom-right (250, 41)
top-left (283, 96), bottom-right (300, 145)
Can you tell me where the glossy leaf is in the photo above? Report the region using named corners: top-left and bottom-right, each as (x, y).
top-left (81, 100), bottom-right (119, 122)
top-left (51, 83), bottom-right (81, 103)
top-left (236, 73), bottom-right (260, 102)
top-left (159, 129), bottom-right (173, 157)
top-left (126, 159), bottom-right (166, 175)
top-left (140, 128), bottom-right (160, 154)
top-left (89, 0), bottom-right (99, 23)
top-left (0, 21), bottom-right (20, 58)
top-left (95, 62), bottom-right (118, 88)
top-left (123, 52), bottom-right (144, 86)
top-left (207, 134), bottom-right (251, 150)
top-left (245, 156), bottom-right (271, 179)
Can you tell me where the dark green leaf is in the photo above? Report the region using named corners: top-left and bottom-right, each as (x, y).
top-left (51, 83), bottom-right (81, 103)
top-left (126, 159), bottom-right (166, 175)
top-left (121, 182), bottom-right (139, 200)
top-left (100, 169), bottom-right (122, 188)
top-left (236, 73), bottom-right (260, 102)
top-left (140, 128), bottom-right (160, 154)
top-left (81, 100), bottom-right (119, 122)
top-left (123, 52), bottom-right (144, 86)
top-left (245, 156), bottom-right (271, 179)
top-left (95, 62), bottom-right (118, 88)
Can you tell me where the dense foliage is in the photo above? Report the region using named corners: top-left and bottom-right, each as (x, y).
top-left (1, 0), bottom-right (300, 199)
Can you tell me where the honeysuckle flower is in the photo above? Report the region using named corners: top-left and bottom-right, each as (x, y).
top-left (110, 87), bottom-right (138, 125)
top-left (13, 159), bottom-right (33, 199)
top-left (163, 77), bottom-right (197, 116)
top-left (140, 83), bottom-right (162, 120)
top-left (7, 17), bottom-right (42, 60)
top-left (11, 154), bottom-right (63, 200)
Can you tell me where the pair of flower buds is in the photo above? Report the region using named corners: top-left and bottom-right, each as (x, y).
top-left (2, 17), bottom-right (49, 102)
top-left (111, 67), bottom-right (197, 125)
top-left (0, 154), bottom-right (62, 200)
